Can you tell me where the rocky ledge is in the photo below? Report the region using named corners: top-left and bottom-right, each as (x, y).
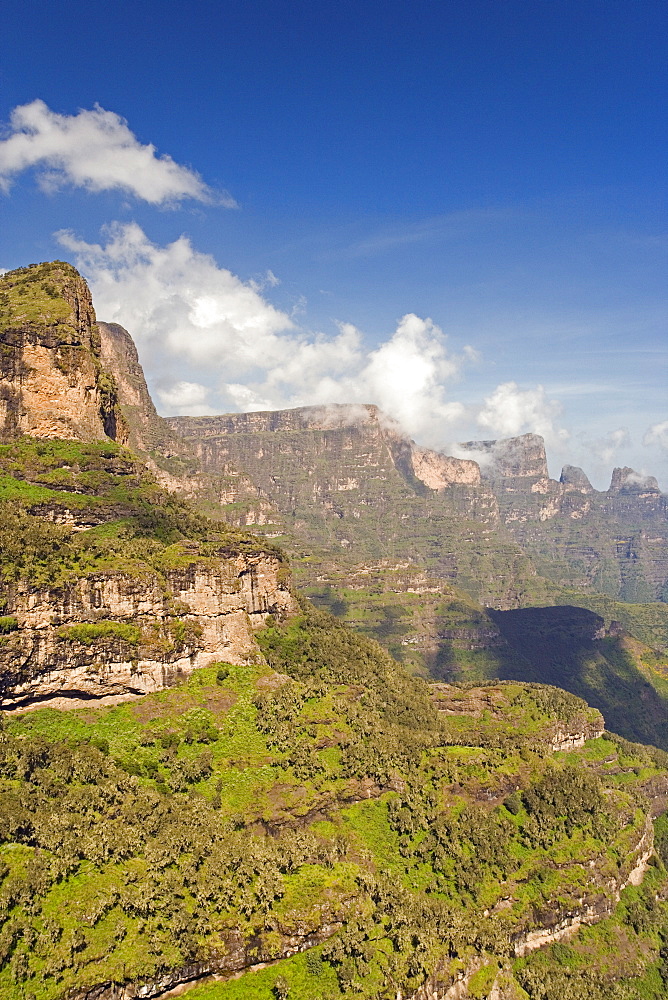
top-left (0, 551), bottom-right (297, 709)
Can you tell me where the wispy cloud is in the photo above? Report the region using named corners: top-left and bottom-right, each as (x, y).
top-left (340, 207), bottom-right (515, 259)
top-left (476, 382), bottom-right (569, 448)
top-left (0, 100), bottom-right (234, 206)
top-left (643, 420), bottom-right (668, 454)
top-left (543, 381), bottom-right (617, 396)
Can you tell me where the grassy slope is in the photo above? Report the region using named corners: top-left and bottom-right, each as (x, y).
top-left (1, 608), bottom-right (667, 999)
top-left (0, 436), bottom-right (282, 591)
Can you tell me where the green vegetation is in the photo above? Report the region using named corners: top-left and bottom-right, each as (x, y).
top-left (488, 605), bottom-right (668, 750)
top-left (563, 590), bottom-right (668, 653)
top-left (1, 261), bottom-right (667, 999)
top-left (0, 262), bottom-right (74, 332)
top-left (0, 605), bottom-right (666, 999)
top-left (56, 621), bottom-right (141, 646)
top-left (0, 436), bottom-right (284, 591)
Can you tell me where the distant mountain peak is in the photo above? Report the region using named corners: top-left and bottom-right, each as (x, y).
top-left (560, 464), bottom-right (595, 493)
top-left (458, 432), bottom-right (549, 480)
top-left (610, 467), bottom-right (660, 493)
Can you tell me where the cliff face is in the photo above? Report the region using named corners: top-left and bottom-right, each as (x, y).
top-left (560, 464), bottom-right (594, 493)
top-left (0, 262), bottom-right (126, 444)
top-left (610, 466), bottom-right (661, 493)
top-left (460, 433), bottom-right (668, 602)
top-left (97, 321), bottom-right (169, 454)
top-left (0, 549), bottom-right (295, 710)
top-left (460, 432), bottom-right (549, 481)
top-left (167, 407), bottom-right (563, 621)
top-left (0, 266), bottom-right (299, 708)
top-left (98, 320), bottom-right (279, 523)
top-left (170, 404), bottom-right (483, 492)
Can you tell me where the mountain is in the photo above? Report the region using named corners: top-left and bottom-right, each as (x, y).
top-left (0, 262), bottom-right (126, 444)
top-left (167, 406), bottom-right (668, 748)
top-left (0, 265), bottom-right (296, 710)
top-left (1, 261), bottom-right (668, 1000)
top-left (166, 406), bottom-right (559, 681)
top-left (459, 432), bottom-right (668, 602)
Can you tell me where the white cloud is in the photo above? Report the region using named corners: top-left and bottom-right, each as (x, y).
top-left (0, 100), bottom-right (232, 206)
top-left (476, 382), bottom-right (569, 447)
top-left (643, 420), bottom-right (668, 453)
top-left (57, 223), bottom-right (292, 376)
top-left (358, 315), bottom-right (466, 442)
top-left (591, 427), bottom-right (631, 465)
top-left (58, 223), bottom-right (471, 447)
top-left (156, 381), bottom-right (212, 416)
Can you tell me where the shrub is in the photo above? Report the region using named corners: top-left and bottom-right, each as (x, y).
top-left (57, 621), bottom-right (141, 645)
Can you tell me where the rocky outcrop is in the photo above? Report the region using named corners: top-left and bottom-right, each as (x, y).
top-left (560, 464), bottom-right (594, 493)
top-left (71, 922), bottom-right (343, 1000)
top-left (411, 446), bottom-right (481, 489)
top-left (456, 434), bottom-right (668, 602)
top-left (98, 321), bottom-right (177, 456)
top-left (0, 550), bottom-right (297, 709)
top-left (98, 321), bottom-right (281, 522)
top-left (430, 681), bottom-right (605, 751)
top-left (610, 466), bottom-right (660, 493)
top-left (0, 262), bottom-right (126, 443)
top-left (459, 433), bottom-right (550, 481)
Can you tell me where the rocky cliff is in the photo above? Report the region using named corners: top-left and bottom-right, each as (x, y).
top-left (0, 267), bottom-right (297, 709)
top-left (98, 320), bottom-right (280, 524)
top-left (166, 408), bottom-right (563, 611)
top-left (0, 262), bottom-right (126, 444)
top-left (459, 432), bottom-right (549, 481)
top-left (460, 433), bottom-right (668, 602)
top-left (0, 546), bottom-right (295, 710)
top-left (170, 403), bottom-right (482, 492)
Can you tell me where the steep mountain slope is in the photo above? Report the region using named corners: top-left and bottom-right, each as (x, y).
top-left (0, 262), bottom-right (126, 444)
top-left (94, 318), bottom-right (668, 750)
top-left (166, 408), bottom-right (668, 719)
top-left (2, 606), bottom-right (667, 1000)
top-left (167, 408), bottom-right (558, 670)
top-left (0, 265), bottom-right (296, 709)
top-left (97, 321), bottom-right (279, 527)
top-left (460, 433), bottom-right (668, 602)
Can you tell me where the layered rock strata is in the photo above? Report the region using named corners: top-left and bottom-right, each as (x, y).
top-left (0, 551), bottom-right (296, 709)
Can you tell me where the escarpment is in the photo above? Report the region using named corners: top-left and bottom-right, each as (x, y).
top-left (458, 432), bottom-right (668, 603)
top-left (97, 319), bottom-right (282, 523)
top-left (0, 547), bottom-right (295, 709)
top-left (1, 260), bottom-right (667, 1000)
top-left (0, 262), bottom-right (127, 444)
top-left (166, 406), bottom-right (560, 621)
top-left (0, 266), bottom-right (297, 708)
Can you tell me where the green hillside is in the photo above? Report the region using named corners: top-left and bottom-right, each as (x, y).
top-left (2, 606), bottom-right (668, 999)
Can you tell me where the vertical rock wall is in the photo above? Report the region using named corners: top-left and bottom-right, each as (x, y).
top-left (0, 261), bottom-right (126, 443)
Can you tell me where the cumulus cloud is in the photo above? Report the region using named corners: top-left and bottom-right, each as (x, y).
top-left (0, 100), bottom-right (232, 206)
top-left (58, 223), bottom-right (471, 445)
top-left (156, 381), bottom-right (212, 416)
top-left (476, 382), bottom-right (569, 447)
top-left (587, 427), bottom-right (631, 465)
top-left (643, 420), bottom-right (668, 453)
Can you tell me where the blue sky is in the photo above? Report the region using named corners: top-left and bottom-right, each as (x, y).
top-left (1, 0), bottom-right (665, 488)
